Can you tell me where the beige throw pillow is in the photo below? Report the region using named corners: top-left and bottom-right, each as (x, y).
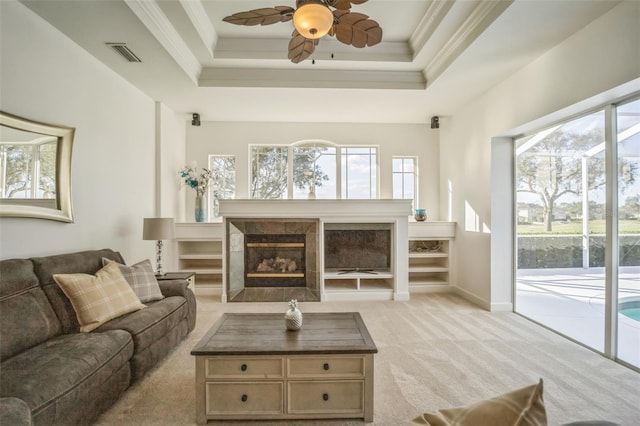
top-left (409, 379), bottom-right (547, 426)
top-left (102, 258), bottom-right (164, 303)
top-left (53, 261), bottom-right (146, 332)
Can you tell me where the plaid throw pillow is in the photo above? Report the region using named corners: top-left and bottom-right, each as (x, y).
top-left (102, 258), bottom-right (164, 303)
top-left (53, 261), bottom-right (146, 332)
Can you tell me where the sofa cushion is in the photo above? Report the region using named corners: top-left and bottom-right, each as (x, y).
top-left (53, 261), bottom-right (146, 332)
top-left (0, 330), bottom-right (133, 422)
top-left (0, 259), bottom-right (61, 362)
top-left (102, 258), bottom-right (164, 303)
top-left (32, 249), bottom-right (125, 333)
top-left (97, 295), bottom-right (188, 354)
top-left (409, 379), bottom-right (547, 426)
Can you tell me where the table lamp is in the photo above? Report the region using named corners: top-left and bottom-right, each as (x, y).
top-left (143, 217), bottom-right (175, 276)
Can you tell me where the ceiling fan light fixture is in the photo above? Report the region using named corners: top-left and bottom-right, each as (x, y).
top-left (293, 1), bottom-right (334, 39)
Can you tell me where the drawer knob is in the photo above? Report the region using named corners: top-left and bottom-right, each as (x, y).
top-left (323, 393), bottom-right (329, 401)
top-left (241, 394), bottom-right (248, 402)
top-left (241, 364), bottom-right (247, 371)
top-left (323, 363), bottom-right (330, 371)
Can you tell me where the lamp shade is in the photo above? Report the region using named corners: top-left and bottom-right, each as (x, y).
top-left (293, 1), bottom-right (333, 39)
top-left (143, 218), bottom-right (175, 241)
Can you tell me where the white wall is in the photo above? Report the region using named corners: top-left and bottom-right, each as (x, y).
top-left (184, 121), bottom-right (439, 222)
top-left (0, 1), bottom-right (166, 263)
top-left (441, 0), bottom-right (640, 310)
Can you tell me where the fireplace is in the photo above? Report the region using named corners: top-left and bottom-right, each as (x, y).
top-left (226, 218), bottom-right (320, 302)
top-left (245, 233), bottom-right (306, 287)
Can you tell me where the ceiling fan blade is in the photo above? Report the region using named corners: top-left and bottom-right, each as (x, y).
top-left (288, 30), bottom-right (318, 64)
top-left (223, 7), bottom-right (294, 26)
top-left (326, 0), bottom-right (368, 9)
top-left (332, 10), bottom-right (382, 48)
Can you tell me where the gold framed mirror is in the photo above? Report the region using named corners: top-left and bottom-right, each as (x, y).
top-left (0, 111), bottom-right (74, 222)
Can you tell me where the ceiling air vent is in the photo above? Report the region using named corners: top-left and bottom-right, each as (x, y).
top-left (106, 43), bottom-right (142, 63)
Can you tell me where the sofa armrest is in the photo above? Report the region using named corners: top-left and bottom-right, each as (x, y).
top-left (157, 279), bottom-right (188, 298)
top-left (157, 279), bottom-right (197, 333)
top-left (0, 397), bottom-right (33, 426)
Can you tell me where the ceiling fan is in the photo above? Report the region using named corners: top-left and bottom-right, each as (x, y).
top-left (222, 0), bottom-right (383, 64)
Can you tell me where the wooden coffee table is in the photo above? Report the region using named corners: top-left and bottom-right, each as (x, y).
top-left (191, 312), bottom-right (377, 424)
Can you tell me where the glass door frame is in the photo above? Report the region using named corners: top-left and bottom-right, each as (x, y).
top-left (512, 95), bottom-right (639, 371)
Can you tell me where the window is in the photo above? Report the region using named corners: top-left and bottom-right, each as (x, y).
top-left (341, 147), bottom-right (377, 199)
top-left (250, 143), bottom-right (378, 200)
top-left (292, 144), bottom-right (337, 199)
top-left (392, 157), bottom-right (417, 209)
top-left (208, 155), bottom-right (236, 200)
top-left (0, 139), bottom-right (57, 199)
top-left (250, 146), bottom-right (288, 199)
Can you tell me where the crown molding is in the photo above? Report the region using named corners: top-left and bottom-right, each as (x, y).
top-left (124, 0), bottom-right (201, 84)
top-left (179, 0), bottom-right (217, 59)
top-left (425, 0), bottom-right (513, 84)
top-left (409, 0), bottom-right (455, 59)
top-left (214, 38), bottom-right (413, 63)
top-left (199, 67), bottom-right (426, 90)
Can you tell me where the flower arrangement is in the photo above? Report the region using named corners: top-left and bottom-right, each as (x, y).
top-left (179, 162), bottom-right (213, 197)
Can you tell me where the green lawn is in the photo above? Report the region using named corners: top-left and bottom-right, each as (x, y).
top-left (518, 220), bottom-right (640, 235)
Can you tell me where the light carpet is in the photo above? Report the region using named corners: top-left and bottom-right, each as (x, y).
top-left (95, 293), bottom-right (640, 426)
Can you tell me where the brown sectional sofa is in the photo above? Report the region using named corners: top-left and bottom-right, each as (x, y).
top-left (0, 249), bottom-right (196, 425)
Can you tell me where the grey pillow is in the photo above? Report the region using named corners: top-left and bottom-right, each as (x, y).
top-left (102, 258), bottom-right (164, 303)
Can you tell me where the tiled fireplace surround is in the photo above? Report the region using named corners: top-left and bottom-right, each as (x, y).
top-left (219, 200), bottom-right (412, 303)
top-left (227, 218), bottom-right (321, 302)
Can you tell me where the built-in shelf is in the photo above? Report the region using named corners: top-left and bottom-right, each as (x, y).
top-left (408, 221), bottom-right (456, 293)
top-left (174, 223), bottom-right (224, 297)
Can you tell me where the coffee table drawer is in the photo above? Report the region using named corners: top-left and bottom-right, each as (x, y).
top-left (287, 381), bottom-right (364, 415)
top-left (204, 356), bottom-right (284, 378)
top-left (206, 382), bottom-right (283, 415)
top-left (288, 356), bottom-right (365, 378)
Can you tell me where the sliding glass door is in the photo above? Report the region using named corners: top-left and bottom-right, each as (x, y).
top-left (616, 99), bottom-right (640, 367)
top-left (514, 98), bottom-right (639, 369)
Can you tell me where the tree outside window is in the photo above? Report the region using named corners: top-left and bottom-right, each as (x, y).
top-left (0, 140), bottom-right (56, 199)
top-left (250, 143), bottom-right (378, 200)
top-left (208, 155), bottom-right (236, 218)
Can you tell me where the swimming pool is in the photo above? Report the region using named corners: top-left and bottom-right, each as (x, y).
top-left (620, 298), bottom-right (640, 322)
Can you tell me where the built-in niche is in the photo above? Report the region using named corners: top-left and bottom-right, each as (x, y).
top-left (324, 223), bottom-right (393, 273)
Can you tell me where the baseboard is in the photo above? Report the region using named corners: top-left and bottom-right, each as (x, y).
top-left (452, 286), bottom-right (491, 311)
top-left (489, 302), bottom-right (513, 311)
top-left (452, 287), bottom-right (513, 312)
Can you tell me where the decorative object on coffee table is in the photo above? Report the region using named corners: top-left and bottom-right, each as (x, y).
top-left (414, 208), bottom-right (427, 221)
top-left (142, 217), bottom-right (175, 276)
top-left (285, 299), bottom-right (303, 330)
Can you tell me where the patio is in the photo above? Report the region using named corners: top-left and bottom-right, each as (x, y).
top-left (516, 266), bottom-right (640, 368)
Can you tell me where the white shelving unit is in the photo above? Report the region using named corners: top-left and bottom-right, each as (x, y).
top-left (174, 223), bottom-right (224, 297)
top-left (408, 222), bottom-right (456, 293)
top-left (324, 270), bottom-right (394, 297)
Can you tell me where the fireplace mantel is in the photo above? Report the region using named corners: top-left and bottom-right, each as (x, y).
top-left (219, 199), bottom-right (413, 219)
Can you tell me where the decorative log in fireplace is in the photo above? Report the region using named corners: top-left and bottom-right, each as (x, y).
top-left (245, 234), bottom-right (306, 287)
